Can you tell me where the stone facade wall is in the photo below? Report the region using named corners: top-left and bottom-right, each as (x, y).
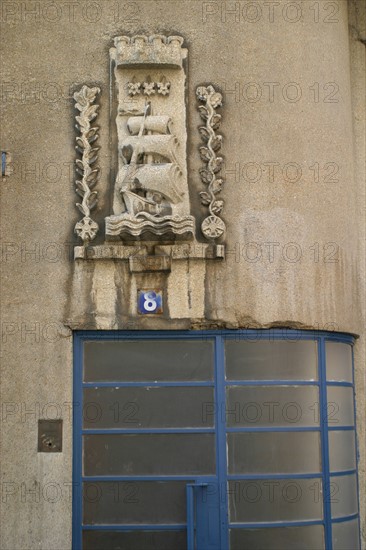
top-left (0, 1), bottom-right (365, 548)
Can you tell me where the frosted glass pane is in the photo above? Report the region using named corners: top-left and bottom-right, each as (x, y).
top-left (226, 386), bottom-right (319, 427)
top-left (332, 519), bottom-right (360, 550)
top-left (228, 478), bottom-right (323, 522)
top-left (228, 432), bottom-right (321, 474)
top-left (83, 530), bottom-right (186, 550)
top-left (329, 431), bottom-right (356, 472)
top-left (230, 525), bottom-right (324, 550)
top-left (327, 386), bottom-right (355, 426)
top-left (326, 342), bottom-right (353, 382)
top-left (84, 434), bottom-right (215, 476)
top-left (83, 481), bottom-right (187, 524)
top-left (84, 340), bottom-right (214, 382)
top-left (225, 340), bottom-right (317, 380)
top-left (83, 386), bottom-right (214, 429)
top-left (330, 474), bottom-right (358, 518)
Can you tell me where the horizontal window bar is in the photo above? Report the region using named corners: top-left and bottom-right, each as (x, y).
top-left (226, 427), bottom-right (321, 433)
top-left (75, 330), bottom-right (354, 343)
top-left (326, 382), bottom-right (353, 387)
top-left (82, 524), bottom-right (186, 531)
top-left (224, 380), bottom-right (319, 386)
top-left (82, 428), bottom-right (216, 435)
top-left (227, 473), bottom-right (323, 480)
top-left (81, 475), bottom-right (217, 482)
top-left (82, 381), bottom-right (215, 387)
top-left (329, 470), bottom-right (357, 477)
top-left (228, 519), bottom-right (324, 528)
top-left (331, 514), bottom-right (359, 524)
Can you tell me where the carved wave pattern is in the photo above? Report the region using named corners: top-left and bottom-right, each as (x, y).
top-left (106, 214), bottom-right (195, 238)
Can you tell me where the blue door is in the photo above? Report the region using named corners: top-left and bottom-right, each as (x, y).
top-left (73, 331), bottom-right (360, 550)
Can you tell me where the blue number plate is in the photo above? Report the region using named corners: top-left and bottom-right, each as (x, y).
top-left (138, 290), bottom-right (163, 314)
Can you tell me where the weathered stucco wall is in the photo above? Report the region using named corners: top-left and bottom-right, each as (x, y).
top-left (348, 0), bottom-right (366, 545)
top-left (0, 0), bottom-right (364, 548)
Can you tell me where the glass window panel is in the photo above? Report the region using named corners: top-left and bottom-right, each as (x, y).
top-left (83, 481), bottom-right (188, 524)
top-left (82, 530), bottom-right (186, 550)
top-left (327, 386), bottom-right (355, 426)
top-left (83, 434), bottom-right (215, 476)
top-left (330, 473), bottom-right (358, 518)
top-left (229, 525), bottom-right (325, 550)
top-left (326, 342), bottom-right (353, 382)
top-left (83, 386), bottom-right (214, 429)
top-left (228, 478), bottom-right (323, 522)
top-left (83, 339), bottom-right (214, 382)
top-left (228, 432), bottom-right (321, 474)
top-left (329, 431), bottom-right (357, 472)
top-left (225, 340), bottom-right (317, 381)
top-left (332, 519), bottom-right (360, 550)
top-left (226, 386), bottom-right (319, 428)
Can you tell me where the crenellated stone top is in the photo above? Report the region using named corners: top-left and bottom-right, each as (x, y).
top-left (112, 35), bottom-right (187, 68)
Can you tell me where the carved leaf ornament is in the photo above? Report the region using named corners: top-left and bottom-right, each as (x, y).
top-left (197, 85), bottom-right (226, 240)
top-left (73, 85), bottom-right (101, 244)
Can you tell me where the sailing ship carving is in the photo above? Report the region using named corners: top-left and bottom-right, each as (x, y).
top-left (106, 101), bottom-right (195, 240)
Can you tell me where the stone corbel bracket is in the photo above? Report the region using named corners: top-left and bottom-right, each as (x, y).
top-left (73, 85), bottom-right (101, 244)
top-left (197, 85), bottom-right (226, 241)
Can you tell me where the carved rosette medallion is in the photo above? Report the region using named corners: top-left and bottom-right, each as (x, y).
top-left (197, 85), bottom-right (226, 241)
top-left (73, 85), bottom-right (100, 244)
top-left (105, 35), bottom-right (195, 242)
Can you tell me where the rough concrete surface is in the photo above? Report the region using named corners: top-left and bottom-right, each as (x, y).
top-left (0, 0), bottom-right (365, 548)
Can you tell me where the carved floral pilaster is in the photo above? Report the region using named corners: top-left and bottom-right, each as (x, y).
top-left (73, 85), bottom-right (100, 244)
top-left (197, 85), bottom-right (226, 241)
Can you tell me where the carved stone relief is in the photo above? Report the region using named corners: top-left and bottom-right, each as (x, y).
top-left (197, 85), bottom-right (226, 240)
top-left (73, 85), bottom-right (100, 244)
top-left (73, 35), bottom-right (225, 266)
top-left (105, 35), bottom-right (195, 242)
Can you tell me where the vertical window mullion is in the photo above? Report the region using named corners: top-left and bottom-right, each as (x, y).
top-left (319, 336), bottom-right (332, 549)
top-left (351, 345), bottom-right (362, 550)
top-left (215, 335), bottom-right (229, 550)
top-left (72, 333), bottom-right (83, 550)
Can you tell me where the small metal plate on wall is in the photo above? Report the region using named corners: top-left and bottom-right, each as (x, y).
top-left (38, 419), bottom-right (63, 452)
top-left (138, 290), bottom-right (163, 314)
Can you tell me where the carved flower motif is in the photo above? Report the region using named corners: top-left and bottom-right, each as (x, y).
top-left (73, 86), bottom-right (100, 109)
top-left (196, 85), bottom-right (222, 108)
top-left (143, 82), bottom-right (156, 96)
top-left (127, 82), bottom-right (141, 96)
top-left (75, 216), bottom-right (99, 242)
top-left (206, 85), bottom-right (222, 108)
top-left (196, 86), bottom-right (208, 101)
top-left (201, 215), bottom-right (226, 239)
top-left (157, 82), bottom-right (171, 95)
top-left (209, 92), bottom-right (222, 108)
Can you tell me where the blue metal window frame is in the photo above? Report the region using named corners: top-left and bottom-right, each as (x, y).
top-left (72, 329), bottom-right (360, 550)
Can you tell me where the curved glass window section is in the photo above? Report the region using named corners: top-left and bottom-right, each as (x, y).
top-left (73, 330), bottom-right (360, 550)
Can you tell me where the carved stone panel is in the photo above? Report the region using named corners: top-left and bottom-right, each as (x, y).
top-left (105, 35), bottom-right (195, 242)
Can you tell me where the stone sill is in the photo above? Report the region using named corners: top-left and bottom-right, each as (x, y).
top-left (74, 242), bottom-right (225, 272)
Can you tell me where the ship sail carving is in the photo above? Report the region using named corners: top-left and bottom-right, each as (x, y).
top-left (127, 115), bottom-right (172, 135)
top-left (121, 134), bottom-right (179, 165)
top-left (113, 103), bottom-right (185, 217)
